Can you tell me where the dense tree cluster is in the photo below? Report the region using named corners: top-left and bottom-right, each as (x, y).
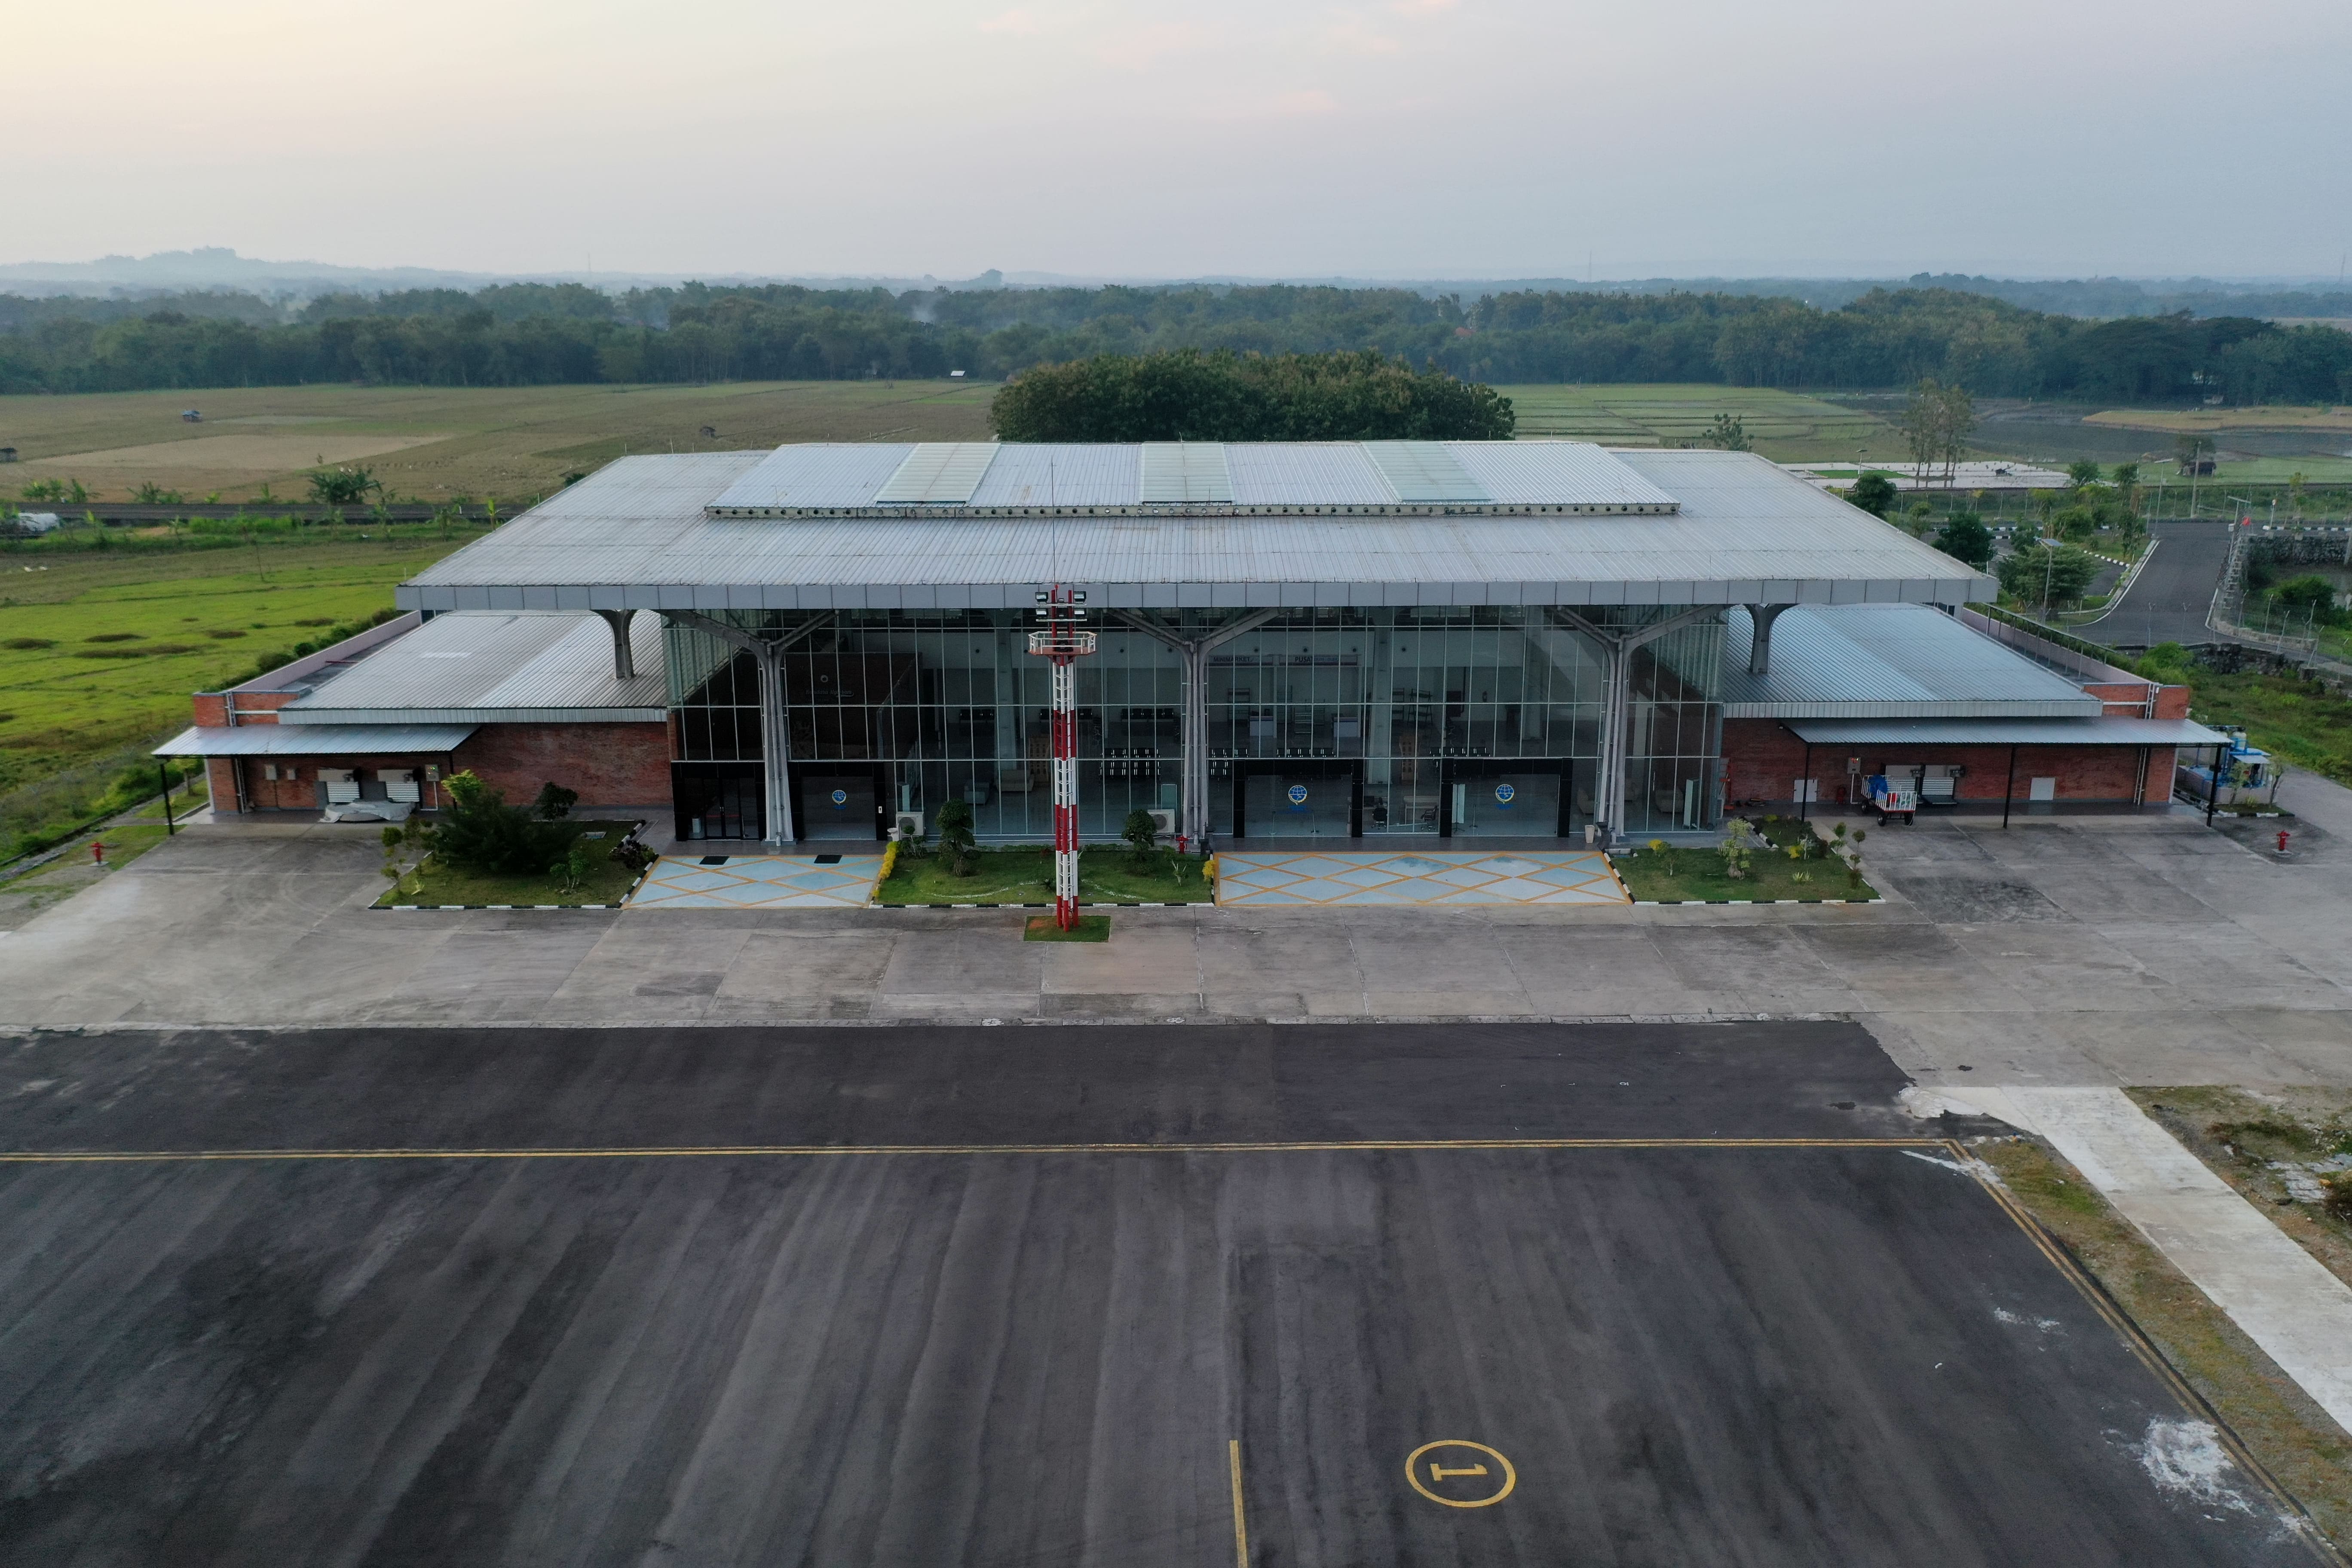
top-left (3, 279), bottom-right (2348, 404)
top-left (988, 349), bottom-right (1514, 441)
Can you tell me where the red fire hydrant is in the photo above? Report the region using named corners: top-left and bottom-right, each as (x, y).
top-left (2277, 829), bottom-right (2291, 854)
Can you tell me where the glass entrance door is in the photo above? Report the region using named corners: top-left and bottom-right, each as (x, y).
top-left (1449, 772), bottom-right (1562, 836)
top-left (1441, 760), bottom-right (1572, 838)
top-left (672, 763), bottom-right (763, 841)
top-left (799, 770), bottom-right (883, 840)
top-left (1235, 763), bottom-right (1360, 838)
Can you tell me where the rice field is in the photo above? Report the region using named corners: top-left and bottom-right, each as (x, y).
top-left (0, 382), bottom-right (1000, 503)
top-left (1495, 384), bottom-right (1893, 459)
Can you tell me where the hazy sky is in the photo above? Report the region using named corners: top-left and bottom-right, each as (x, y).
top-left (15, 0), bottom-right (2352, 281)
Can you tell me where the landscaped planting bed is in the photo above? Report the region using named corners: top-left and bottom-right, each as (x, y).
top-left (876, 845), bottom-right (1214, 906)
top-left (1611, 815), bottom-right (1878, 903)
top-left (374, 820), bottom-right (647, 908)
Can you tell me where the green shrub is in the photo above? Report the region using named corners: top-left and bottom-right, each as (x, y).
top-left (1846, 473), bottom-right (1897, 517)
top-left (1932, 511), bottom-right (1994, 569)
top-left (1121, 807), bottom-right (1161, 863)
top-left (1997, 541), bottom-right (2100, 607)
top-left (428, 771), bottom-right (570, 875)
top-left (2272, 575), bottom-right (2344, 626)
top-left (533, 781), bottom-right (579, 820)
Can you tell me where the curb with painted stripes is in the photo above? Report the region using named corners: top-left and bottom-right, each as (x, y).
top-left (377, 865), bottom-right (650, 912)
top-left (876, 901), bottom-right (1194, 909)
top-left (1635, 897), bottom-right (1883, 906)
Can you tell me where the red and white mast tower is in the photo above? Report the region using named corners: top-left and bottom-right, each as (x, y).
top-left (1028, 584), bottom-right (1096, 930)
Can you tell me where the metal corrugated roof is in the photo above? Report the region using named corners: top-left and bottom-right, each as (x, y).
top-left (1364, 441), bottom-right (1485, 502)
top-left (399, 449), bottom-right (1996, 613)
top-left (874, 443), bottom-right (998, 503)
top-left (1718, 604), bottom-right (2101, 718)
top-left (154, 723), bottom-right (477, 757)
top-left (1785, 717), bottom-right (2229, 747)
top-left (705, 440), bottom-right (1678, 516)
top-left (968, 443), bottom-right (1137, 508)
top-left (1455, 442), bottom-right (1681, 508)
top-left (1140, 442), bottom-right (1234, 502)
top-left (1222, 442), bottom-right (1392, 506)
top-left (709, 444), bottom-right (910, 511)
top-left (280, 611), bottom-right (666, 723)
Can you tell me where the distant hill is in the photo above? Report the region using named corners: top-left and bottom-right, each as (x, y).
top-left (1, 250), bottom-right (2346, 321)
top-left (0, 249), bottom-right (1008, 303)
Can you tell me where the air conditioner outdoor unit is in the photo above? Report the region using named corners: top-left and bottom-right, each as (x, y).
top-left (894, 811), bottom-right (925, 840)
top-left (1145, 808), bottom-right (1176, 839)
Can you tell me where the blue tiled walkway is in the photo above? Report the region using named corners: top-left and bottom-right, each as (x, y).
top-left (628, 854), bottom-right (882, 909)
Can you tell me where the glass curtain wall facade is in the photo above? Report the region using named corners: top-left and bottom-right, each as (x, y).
top-left (664, 608), bottom-right (1724, 842)
top-left (1623, 616), bottom-right (1727, 836)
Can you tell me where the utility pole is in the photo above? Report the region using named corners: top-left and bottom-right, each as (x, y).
top-left (1029, 584), bottom-right (1096, 931)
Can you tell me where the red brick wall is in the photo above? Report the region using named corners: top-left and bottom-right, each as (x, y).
top-left (205, 758), bottom-right (240, 812)
top-left (1724, 719), bottom-right (2170, 806)
top-left (453, 723), bottom-right (671, 808)
top-left (2084, 681), bottom-right (2150, 715)
top-left (2073, 680), bottom-right (2192, 718)
top-left (206, 754), bottom-right (447, 812)
top-left (197, 722), bottom-right (673, 815)
top-left (1724, 720), bottom-right (1813, 806)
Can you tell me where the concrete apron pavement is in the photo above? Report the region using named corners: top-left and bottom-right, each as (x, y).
top-left (1, 800), bottom-right (2350, 1088)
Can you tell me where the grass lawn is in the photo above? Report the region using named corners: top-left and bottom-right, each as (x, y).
top-left (1610, 818), bottom-right (1877, 902)
top-left (878, 845), bottom-right (1214, 905)
top-left (0, 531), bottom-right (484, 849)
top-left (1024, 915), bottom-right (1111, 942)
top-left (2127, 1087), bottom-right (2352, 1292)
top-left (1983, 1136), bottom-right (2352, 1549)
top-left (2161, 662), bottom-right (2352, 788)
top-left (374, 821), bottom-right (647, 907)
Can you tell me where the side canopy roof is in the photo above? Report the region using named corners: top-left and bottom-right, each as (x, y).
top-left (398, 444), bottom-right (1997, 614)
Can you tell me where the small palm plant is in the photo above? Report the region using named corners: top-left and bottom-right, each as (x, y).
top-left (1122, 808), bottom-right (1161, 868)
top-left (936, 799), bottom-right (978, 877)
top-left (1718, 818), bottom-right (1755, 879)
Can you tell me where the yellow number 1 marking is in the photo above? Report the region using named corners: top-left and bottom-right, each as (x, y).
top-left (1405, 1440), bottom-right (1517, 1508)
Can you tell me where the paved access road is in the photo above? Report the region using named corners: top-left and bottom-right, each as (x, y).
top-left (0, 1023), bottom-right (2319, 1565)
top-left (2090, 517), bottom-right (2238, 649)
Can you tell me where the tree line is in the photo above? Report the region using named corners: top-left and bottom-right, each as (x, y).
top-left (988, 349), bottom-right (1514, 441)
top-left (4, 280), bottom-right (2348, 404)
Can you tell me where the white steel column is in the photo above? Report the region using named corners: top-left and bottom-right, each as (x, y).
top-left (1109, 607), bottom-right (1280, 851)
top-left (669, 609), bottom-right (832, 850)
top-left (1551, 606), bottom-right (1718, 845)
top-left (756, 646), bottom-right (795, 847)
top-left (1182, 641), bottom-right (1209, 845)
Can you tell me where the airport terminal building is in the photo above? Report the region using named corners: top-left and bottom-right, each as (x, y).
top-left (163, 440), bottom-right (2215, 845)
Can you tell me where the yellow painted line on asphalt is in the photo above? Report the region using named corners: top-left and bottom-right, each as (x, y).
top-left (1228, 1439), bottom-right (1250, 1568)
top-left (0, 1137), bottom-right (1948, 1164)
